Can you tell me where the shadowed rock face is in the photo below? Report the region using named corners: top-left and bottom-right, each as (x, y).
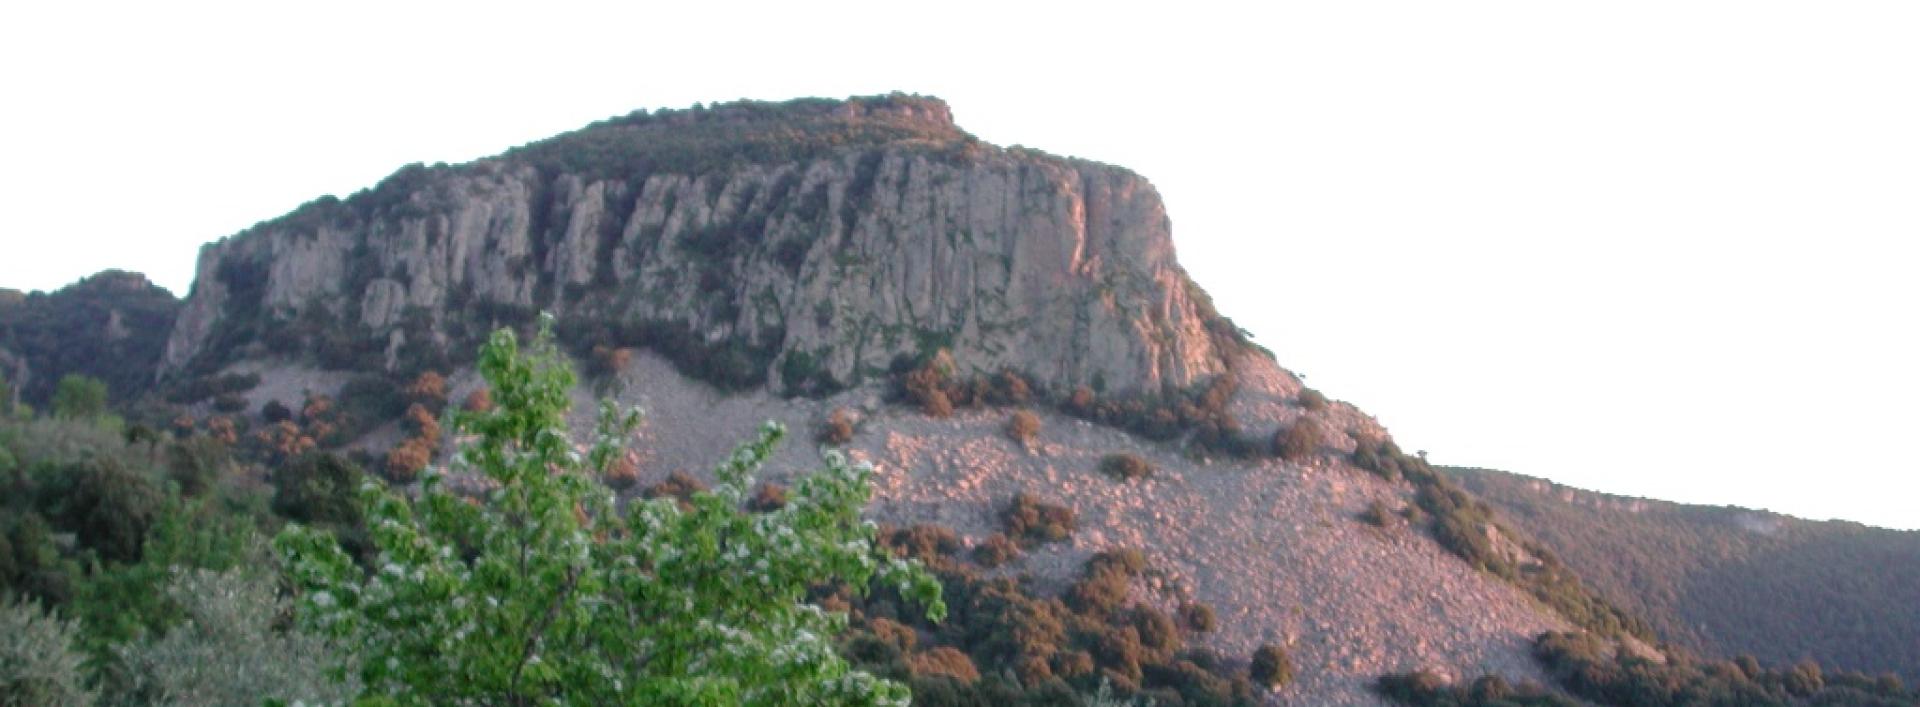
top-left (163, 95), bottom-right (1238, 395)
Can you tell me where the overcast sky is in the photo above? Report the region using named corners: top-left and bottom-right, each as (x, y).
top-left (3, 1), bottom-right (1915, 529)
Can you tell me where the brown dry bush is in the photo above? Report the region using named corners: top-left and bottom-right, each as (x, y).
top-left (642, 470), bottom-right (707, 508)
top-left (461, 388), bottom-right (494, 413)
top-left (1181, 602), bottom-right (1218, 633)
top-left (908, 647), bottom-right (981, 682)
top-left (603, 453), bottom-right (640, 491)
top-left (1003, 492), bottom-right (1076, 547)
top-left (747, 482), bottom-right (787, 512)
top-left (1276, 418), bottom-right (1323, 461)
top-left (404, 370), bottom-right (448, 411)
top-left (817, 408), bottom-right (855, 446)
top-left (973, 532), bottom-right (1020, 568)
top-left (384, 437), bottom-right (433, 483)
top-left (1099, 453), bottom-right (1153, 482)
top-left (1005, 410), bottom-right (1042, 446)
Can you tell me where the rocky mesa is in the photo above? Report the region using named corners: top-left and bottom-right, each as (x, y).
top-left (162, 95), bottom-right (1238, 398)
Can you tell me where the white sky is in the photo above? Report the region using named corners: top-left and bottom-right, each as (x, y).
top-left (3, 1), bottom-right (1915, 529)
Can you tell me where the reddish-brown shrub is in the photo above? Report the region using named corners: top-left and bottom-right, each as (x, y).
top-left (402, 403), bottom-right (441, 442)
top-left (643, 470), bottom-right (708, 508)
top-left (1003, 492), bottom-right (1076, 547)
top-left (462, 388), bottom-right (494, 413)
top-left (748, 482), bottom-right (787, 512)
top-left (385, 437), bottom-right (433, 482)
top-left (1005, 410), bottom-right (1042, 447)
top-left (604, 453), bottom-right (640, 490)
top-left (868, 617), bottom-right (917, 652)
top-left (588, 344), bottom-right (633, 379)
top-left (908, 647), bottom-right (980, 682)
top-left (817, 408), bottom-right (855, 445)
top-left (205, 415), bottom-right (238, 446)
top-left (973, 532), bottom-right (1020, 568)
top-left (404, 370), bottom-right (448, 411)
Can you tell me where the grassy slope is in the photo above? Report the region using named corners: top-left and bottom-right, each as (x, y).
top-left (1446, 466), bottom-right (1920, 683)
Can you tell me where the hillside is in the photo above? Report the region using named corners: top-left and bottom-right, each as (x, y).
top-left (1449, 466), bottom-right (1920, 684)
top-left (6, 94), bottom-right (1916, 707)
top-left (0, 270), bottom-right (180, 408)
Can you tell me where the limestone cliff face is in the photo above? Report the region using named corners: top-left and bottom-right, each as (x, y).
top-left (162, 95), bottom-right (1238, 394)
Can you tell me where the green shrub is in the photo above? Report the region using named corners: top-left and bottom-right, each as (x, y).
top-left (39, 456), bottom-right (163, 563)
top-left (274, 321), bottom-right (946, 704)
top-left (1298, 388), bottom-right (1329, 412)
top-left (334, 375), bottom-right (405, 440)
top-left (270, 452), bottom-right (367, 557)
top-left (108, 568), bottom-right (359, 706)
top-left (211, 393), bottom-right (248, 414)
top-left (260, 399), bottom-right (293, 423)
top-left (1360, 500), bottom-right (1394, 528)
top-left (1275, 419), bottom-right (1323, 461)
top-left (1180, 602), bottom-right (1217, 633)
top-left (51, 374), bottom-right (108, 420)
top-left (1099, 453), bottom-right (1153, 482)
top-left (0, 598), bottom-right (95, 707)
top-left (1250, 644), bottom-right (1293, 689)
top-left (164, 435), bottom-right (229, 498)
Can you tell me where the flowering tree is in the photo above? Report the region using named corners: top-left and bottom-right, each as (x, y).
top-left (275, 320), bottom-right (945, 706)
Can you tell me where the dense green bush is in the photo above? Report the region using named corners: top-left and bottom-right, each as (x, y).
top-left (0, 598), bottom-right (95, 707)
top-left (270, 452), bottom-right (368, 558)
top-left (51, 374), bottom-right (109, 420)
top-left (164, 435), bottom-right (229, 498)
top-left (109, 568), bottom-right (359, 706)
top-left (275, 321), bottom-right (946, 704)
top-left (38, 455), bottom-right (163, 564)
top-left (1376, 670), bottom-right (1574, 706)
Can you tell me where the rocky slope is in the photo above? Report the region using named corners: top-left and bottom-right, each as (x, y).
top-left (524, 350), bottom-right (1568, 705)
top-left (151, 95), bottom-right (1601, 705)
top-left (162, 95), bottom-right (1237, 397)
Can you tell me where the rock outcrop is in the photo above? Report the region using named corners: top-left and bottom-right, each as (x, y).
top-left (162, 95), bottom-right (1241, 395)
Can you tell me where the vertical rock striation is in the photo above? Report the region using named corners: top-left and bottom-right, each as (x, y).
top-left (162, 95), bottom-right (1243, 395)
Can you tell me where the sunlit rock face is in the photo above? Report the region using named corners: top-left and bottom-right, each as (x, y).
top-left (162, 95), bottom-right (1236, 395)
